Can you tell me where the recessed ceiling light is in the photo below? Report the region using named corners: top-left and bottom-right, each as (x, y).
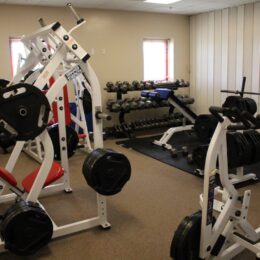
top-left (145, 0), bottom-right (182, 4)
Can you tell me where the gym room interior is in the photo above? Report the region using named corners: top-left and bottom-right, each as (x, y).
top-left (0, 0), bottom-right (259, 259)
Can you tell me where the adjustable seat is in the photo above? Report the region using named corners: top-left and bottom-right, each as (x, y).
top-left (0, 161), bottom-right (64, 194)
top-left (22, 161), bottom-right (64, 193)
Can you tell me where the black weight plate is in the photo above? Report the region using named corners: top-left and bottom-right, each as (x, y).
top-left (237, 133), bottom-right (252, 165)
top-left (82, 148), bottom-right (131, 195)
top-left (1, 201), bottom-right (53, 256)
top-left (170, 211), bottom-right (202, 260)
top-left (223, 96), bottom-right (247, 112)
top-left (244, 97), bottom-right (257, 115)
top-left (0, 83), bottom-right (50, 141)
top-left (226, 132), bottom-right (240, 168)
top-left (194, 114), bottom-right (218, 141)
top-left (192, 145), bottom-right (208, 169)
top-left (244, 130), bottom-right (260, 163)
top-left (48, 124), bottom-right (79, 161)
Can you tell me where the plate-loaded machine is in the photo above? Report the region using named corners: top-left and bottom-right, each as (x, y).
top-left (170, 106), bottom-right (260, 260)
top-left (0, 4), bottom-right (131, 256)
top-left (14, 13), bottom-right (93, 166)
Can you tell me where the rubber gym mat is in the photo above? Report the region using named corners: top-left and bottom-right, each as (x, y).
top-left (116, 130), bottom-right (260, 182)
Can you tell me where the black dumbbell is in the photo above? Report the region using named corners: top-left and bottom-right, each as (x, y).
top-left (129, 99), bottom-right (138, 110)
top-left (127, 82), bottom-right (135, 91)
top-left (159, 100), bottom-right (169, 107)
top-left (106, 82), bottom-right (114, 92)
top-left (137, 98), bottom-right (146, 109)
top-left (145, 81), bottom-right (154, 90)
top-left (170, 146), bottom-right (188, 158)
top-left (132, 80), bottom-right (140, 90)
top-left (114, 124), bottom-right (123, 134)
top-left (144, 99), bottom-right (152, 109)
top-left (115, 81), bottom-right (123, 92)
top-left (120, 81), bottom-right (129, 93)
top-left (111, 101), bottom-right (122, 112)
top-left (139, 81), bottom-right (145, 90)
top-left (107, 100), bottom-right (121, 112)
top-left (121, 101), bottom-right (131, 113)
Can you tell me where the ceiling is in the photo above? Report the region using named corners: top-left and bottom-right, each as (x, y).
top-left (0, 0), bottom-right (257, 15)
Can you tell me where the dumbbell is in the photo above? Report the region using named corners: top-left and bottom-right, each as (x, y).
top-left (127, 82), bottom-right (135, 91)
top-left (139, 81), bottom-right (146, 90)
top-left (173, 79), bottom-right (180, 87)
top-left (114, 124), bottom-right (123, 135)
top-left (115, 81), bottom-right (123, 92)
top-left (170, 146), bottom-right (188, 158)
top-left (145, 81), bottom-right (154, 90)
top-left (106, 99), bottom-right (113, 110)
top-left (107, 100), bottom-right (119, 112)
top-left (129, 99), bottom-right (138, 110)
top-left (160, 100), bottom-right (169, 107)
top-left (132, 80), bottom-right (140, 90)
top-left (134, 120), bottom-right (143, 130)
top-left (144, 99), bottom-right (153, 108)
top-left (106, 82), bottom-right (116, 92)
top-left (136, 98), bottom-right (146, 109)
top-left (121, 101), bottom-right (131, 113)
top-left (142, 81), bottom-right (150, 90)
top-left (120, 81), bottom-right (129, 94)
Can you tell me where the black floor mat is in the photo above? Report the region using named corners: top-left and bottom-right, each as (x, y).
top-left (117, 131), bottom-right (260, 182)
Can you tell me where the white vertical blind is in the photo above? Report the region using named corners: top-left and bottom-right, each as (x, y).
top-left (190, 2), bottom-right (260, 114)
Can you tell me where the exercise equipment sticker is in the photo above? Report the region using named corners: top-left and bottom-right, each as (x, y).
top-left (65, 65), bottom-right (82, 81)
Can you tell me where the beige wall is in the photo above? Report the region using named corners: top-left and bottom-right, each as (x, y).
top-left (0, 4), bottom-right (190, 124)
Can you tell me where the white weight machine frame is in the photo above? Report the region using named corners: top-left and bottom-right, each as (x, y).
top-left (0, 6), bottom-right (112, 253)
top-left (153, 93), bottom-right (197, 149)
top-left (199, 116), bottom-right (260, 259)
top-left (17, 18), bottom-right (92, 165)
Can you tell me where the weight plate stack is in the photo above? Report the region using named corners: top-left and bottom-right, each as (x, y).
top-left (194, 114), bottom-right (218, 142)
top-left (170, 211), bottom-right (202, 260)
top-left (244, 97), bottom-right (257, 115)
top-left (0, 200), bottom-right (53, 256)
top-left (82, 148), bottom-right (131, 195)
top-left (227, 132), bottom-right (253, 168)
top-left (192, 145), bottom-right (209, 170)
top-left (244, 130), bottom-right (260, 164)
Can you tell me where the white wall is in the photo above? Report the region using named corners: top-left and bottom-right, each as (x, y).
top-left (190, 2), bottom-right (260, 114)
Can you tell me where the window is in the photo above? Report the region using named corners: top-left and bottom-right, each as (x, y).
top-left (9, 38), bottom-right (27, 76)
top-left (143, 39), bottom-right (173, 82)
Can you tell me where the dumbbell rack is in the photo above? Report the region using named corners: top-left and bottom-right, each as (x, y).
top-left (105, 80), bottom-right (190, 138)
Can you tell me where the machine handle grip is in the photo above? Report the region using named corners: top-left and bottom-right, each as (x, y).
top-left (209, 106), bottom-right (225, 122)
top-left (209, 106), bottom-right (252, 129)
top-left (67, 3), bottom-right (84, 25)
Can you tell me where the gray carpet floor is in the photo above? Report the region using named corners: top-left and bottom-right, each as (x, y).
top-left (0, 138), bottom-right (259, 259)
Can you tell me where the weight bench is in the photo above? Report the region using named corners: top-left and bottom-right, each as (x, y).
top-left (141, 88), bottom-right (196, 150)
top-left (0, 161), bottom-right (64, 196)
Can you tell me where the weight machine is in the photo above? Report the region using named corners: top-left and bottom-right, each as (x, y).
top-left (0, 4), bottom-right (131, 256)
top-left (170, 106), bottom-right (260, 259)
top-left (150, 88), bottom-right (197, 150)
